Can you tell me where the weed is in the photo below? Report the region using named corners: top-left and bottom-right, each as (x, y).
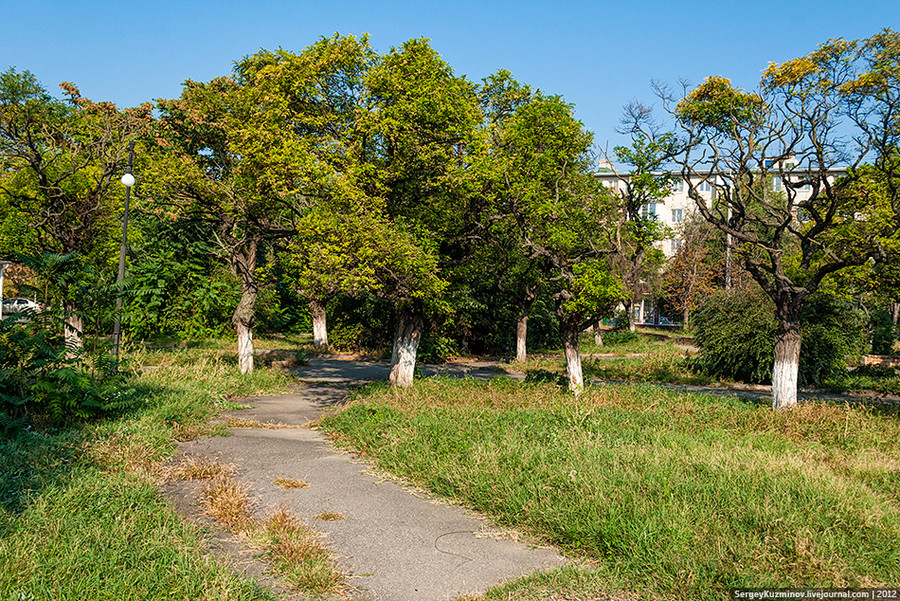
top-left (256, 506), bottom-right (345, 595)
top-left (273, 478), bottom-right (309, 490)
top-left (165, 457), bottom-right (233, 481)
top-left (314, 512), bottom-right (344, 521)
top-left (201, 477), bottom-right (254, 530)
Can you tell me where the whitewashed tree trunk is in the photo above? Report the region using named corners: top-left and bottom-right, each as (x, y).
top-left (231, 242), bottom-right (258, 375)
top-left (593, 321), bottom-right (603, 347)
top-left (236, 321), bottom-right (253, 374)
top-left (561, 325), bottom-right (584, 395)
top-left (516, 314), bottom-right (528, 362)
top-left (772, 325), bottom-right (801, 409)
top-left (311, 300), bottom-right (328, 347)
top-left (389, 312), bottom-right (423, 387)
top-left (63, 301), bottom-right (83, 358)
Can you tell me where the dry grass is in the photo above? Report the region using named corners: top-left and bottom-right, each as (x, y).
top-left (314, 512), bottom-right (344, 521)
top-left (82, 430), bottom-right (160, 476)
top-left (224, 417), bottom-right (303, 429)
top-left (200, 476), bottom-right (254, 530)
top-left (273, 477), bottom-right (309, 489)
top-left (165, 456), bottom-right (234, 481)
top-left (258, 506), bottom-right (346, 594)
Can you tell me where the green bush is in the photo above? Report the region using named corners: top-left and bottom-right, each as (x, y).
top-left (602, 329), bottom-right (639, 346)
top-left (869, 308), bottom-right (897, 356)
top-left (692, 290), bottom-right (865, 386)
top-left (798, 294), bottom-right (866, 386)
top-left (417, 334), bottom-right (458, 364)
top-left (0, 315), bottom-right (133, 429)
top-left (693, 289), bottom-right (776, 383)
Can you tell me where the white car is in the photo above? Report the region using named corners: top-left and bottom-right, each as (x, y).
top-left (1, 298), bottom-right (44, 317)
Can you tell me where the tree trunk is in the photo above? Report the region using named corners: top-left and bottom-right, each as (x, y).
top-left (389, 310), bottom-right (423, 387)
top-left (561, 323), bottom-right (584, 395)
top-left (231, 243), bottom-right (259, 375)
top-left (623, 299), bottom-right (636, 333)
top-left (310, 300), bottom-right (328, 347)
top-left (593, 321), bottom-right (603, 347)
top-left (682, 307), bottom-right (690, 329)
top-left (772, 323), bottom-right (802, 409)
top-left (890, 302), bottom-right (900, 328)
top-left (63, 301), bottom-right (83, 358)
top-left (515, 314), bottom-right (528, 362)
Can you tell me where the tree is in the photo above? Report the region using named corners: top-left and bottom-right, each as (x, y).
top-left (476, 70), bottom-right (542, 361)
top-left (661, 213), bottom-right (720, 327)
top-left (150, 35), bottom-right (377, 372)
top-left (606, 104), bottom-right (677, 331)
top-left (664, 31), bottom-right (900, 408)
top-left (0, 69), bottom-right (150, 349)
top-left (363, 38), bottom-right (482, 386)
top-left (497, 93), bottom-right (624, 393)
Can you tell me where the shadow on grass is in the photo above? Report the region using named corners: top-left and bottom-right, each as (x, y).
top-left (0, 380), bottom-right (166, 519)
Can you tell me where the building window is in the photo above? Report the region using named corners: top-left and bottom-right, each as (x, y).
top-left (672, 178), bottom-right (684, 192)
top-left (772, 176), bottom-right (783, 192)
top-left (671, 208), bottom-right (683, 223)
top-left (699, 180), bottom-right (711, 193)
top-left (640, 203), bottom-right (658, 220)
top-left (672, 239), bottom-right (683, 252)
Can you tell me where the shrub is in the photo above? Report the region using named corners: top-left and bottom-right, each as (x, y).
top-left (692, 289), bottom-right (865, 386)
top-left (869, 308), bottom-right (897, 356)
top-left (602, 329), bottom-right (639, 346)
top-left (417, 335), bottom-right (458, 364)
top-left (0, 315), bottom-right (132, 429)
top-left (692, 289), bottom-right (776, 383)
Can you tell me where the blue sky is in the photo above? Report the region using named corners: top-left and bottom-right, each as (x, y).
top-left (2, 0), bottom-right (898, 150)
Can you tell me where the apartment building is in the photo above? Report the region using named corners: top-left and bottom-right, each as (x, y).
top-left (595, 159), bottom-right (845, 258)
top-left (595, 160), bottom-right (846, 324)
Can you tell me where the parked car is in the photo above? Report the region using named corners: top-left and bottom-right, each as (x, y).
top-left (1, 298), bottom-right (44, 318)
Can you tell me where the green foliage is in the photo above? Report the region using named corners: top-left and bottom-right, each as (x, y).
top-left (693, 289), bottom-right (777, 384)
top-left (869, 308), bottom-right (898, 356)
top-left (0, 316), bottom-right (131, 428)
top-left (124, 215), bottom-right (238, 340)
top-left (693, 289), bottom-right (867, 386)
top-left (798, 294), bottom-right (867, 385)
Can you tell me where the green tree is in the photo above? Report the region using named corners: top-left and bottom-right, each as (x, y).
top-left (497, 93), bottom-right (624, 393)
top-left (363, 38), bottom-right (482, 386)
top-left (0, 69), bottom-right (150, 349)
top-left (663, 32), bottom-right (900, 408)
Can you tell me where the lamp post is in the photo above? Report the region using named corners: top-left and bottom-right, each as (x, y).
top-left (113, 141), bottom-right (136, 365)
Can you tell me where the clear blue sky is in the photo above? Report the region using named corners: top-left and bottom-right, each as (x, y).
top-left (3, 0), bottom-right (898, 150)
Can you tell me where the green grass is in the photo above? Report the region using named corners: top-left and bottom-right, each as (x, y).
top-left (507, 333), bottom-right (709, 385)
top-left (319, 377), bottom-right (900, 601)
top-left (0, 345), bottom-right (314, 600)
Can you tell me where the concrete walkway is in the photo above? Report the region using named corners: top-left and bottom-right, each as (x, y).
top-left (170, 357), bottom-right (566, 601)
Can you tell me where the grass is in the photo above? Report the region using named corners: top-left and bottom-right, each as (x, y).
top-left (0, 343), bottom-right (345, 600)
top-left (273, 477), bottom-right (310, 489)
top-left (506, 332), bottom-right (710, 386)
top-left (319, 377), bottom-right (900, 601)
top-left (199, 475), bottom-right (345, 596)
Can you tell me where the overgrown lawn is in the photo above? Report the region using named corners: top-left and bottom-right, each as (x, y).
top-left (0, 347), bottom-right (309, 600)
top-left (319, 378), bottom-right (900, 601)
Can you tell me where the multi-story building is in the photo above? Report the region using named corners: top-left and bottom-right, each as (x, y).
top-left (594, 159), bottom-right (846, 324)
top-left (595, 159), bottom-right (846, 258)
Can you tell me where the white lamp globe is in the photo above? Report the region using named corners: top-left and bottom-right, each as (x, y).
top-left (121, 173), bottom-right (135, 187)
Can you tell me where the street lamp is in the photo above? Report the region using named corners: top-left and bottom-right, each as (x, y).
top-left (112, 141), bottom-right (135, 365)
